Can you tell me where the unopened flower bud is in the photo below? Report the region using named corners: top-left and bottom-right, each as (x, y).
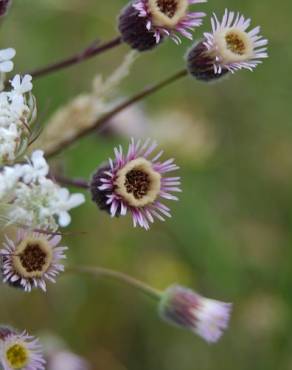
top-left (159, 285), bottom-right (232, 343)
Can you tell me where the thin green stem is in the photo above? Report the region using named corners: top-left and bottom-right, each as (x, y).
top-left (67, 265), bottom-right (162, 301)
top-left (47, 68), bottom-right (188, 158)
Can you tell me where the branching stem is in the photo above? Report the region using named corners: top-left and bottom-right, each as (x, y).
top-left (47, 68), bottom-right (188, 158)
top-left (52, 174), bottom-right (89, 189)
top-left (28, 36), bottom-right (123, 79)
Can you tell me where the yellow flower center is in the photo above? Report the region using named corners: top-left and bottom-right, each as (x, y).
top-left (225, 31), bottom-right (247, 55)
top-left (213, 28), bottom-right (254, 63)
top-left (115, 157), bottom-right (161, 207)
top-left (13, 237), bottom-right (53, 279)
top-left (148, 0), bottom-right (188, 28)
top-left (6, 344), bottom-right (29, 369)
top-left (156, 0), bottom-right (178, 18)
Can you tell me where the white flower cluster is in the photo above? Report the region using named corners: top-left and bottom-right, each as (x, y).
top-left (0, 150), bottom-right (85, 230)
top-left (0, 72), bottom-right (36, 164)
top-left (0, 48), bottom-right (15, 76)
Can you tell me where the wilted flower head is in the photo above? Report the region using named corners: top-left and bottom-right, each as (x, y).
top-left (0, 228), bottom-right (67, 292)
top-left (90, 138), bottom-right (181, 230)
top-left (119, 0), bottom-right (205, 50)
top-left (0, 328), bottom-right (45, 370)
top-left (0, 73), bottom-right (37, 164)
top-left (0, 150), bottom-right (85, 230)
top-left (187, 9), bottom-right (268, 81)
top-left (159, 285), bottom-right (232, 343)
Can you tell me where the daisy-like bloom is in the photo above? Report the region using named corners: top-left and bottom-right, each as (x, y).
top-left (186, 9), bottom-right (268, 81)
top-left (0, 228), bottom-right (67, 292)
top-left (0, 329), bottom-right (45, 370)
top-left (159, 285), bottom-right (232, 343)
top-left (133, 0), bottom-right (206, 43)
top-left (118, 0), bottom-right (206, 51)
top-left (90, 138), bottom-right (181, 230)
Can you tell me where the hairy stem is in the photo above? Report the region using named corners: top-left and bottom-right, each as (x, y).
top-left (68, 265), bottom-right (162, 300)
top-left (47, 68), bottom-right (188, 158)
top-left (27, 36), bottom-right (123, 79)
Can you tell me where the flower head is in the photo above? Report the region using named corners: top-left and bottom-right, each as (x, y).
top-left (0, 229), bottom-right (67, 292)
top-left (187, 9), bottom-right (268, 80)
top-left (159, 285), bottom-right (232, 343)
top-left (0, 329), bottom-right (45, 370)
top-left (133, 0), bottom-right (206, 44)
top-left (119, 0), bottom-right (205, 51)
top-left (90, 138), bottom-right (181, 230)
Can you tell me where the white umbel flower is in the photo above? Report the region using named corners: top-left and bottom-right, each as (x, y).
top-left (10, 74), bottom-right (33, 94)
top-left (0, 74), bottom-right (37, 164)
top-left (0, 48), bottom-right (15, 73)
top-left (0, 151), bottom-right (85, 230)
top-left (9, 179), bottom-right (85, 229)
top-left (0, 48), bottom-right (16, 92)
top-left (21, 150), bottom-right (49, 183)
top-left (0, 125), bottom-right (19, 162)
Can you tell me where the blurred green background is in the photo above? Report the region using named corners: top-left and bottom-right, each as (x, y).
top-left (1, 0), bottom-right (291, 369)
